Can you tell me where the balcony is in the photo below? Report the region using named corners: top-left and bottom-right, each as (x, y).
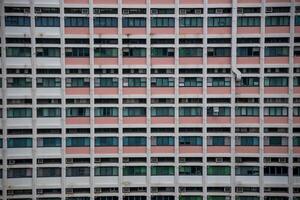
top-left (208, 27), bottom-right (231, 34)
top-left (151, 28), bottom-right (175, 35)
top-left (237, 57), bottom-right (260, 64)
top-left (123, 57), bottom-right (147, 65)
top-left (123, 28), bottom-right (146, 35)
top-left (207, 57), bottom-right (231, 65)
top-left (151, 87), bottom-right (175, 95)
top-left (179, 87), bottom-right (203, 95)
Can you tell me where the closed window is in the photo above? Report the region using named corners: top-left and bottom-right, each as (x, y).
top-left (180, 196), bottom-right (202, 200)
top-left (294, 107), bottom-right (300, 116)
top-left (179, 136), bottom-right (202, 146)
top-left (294, 77), bottom-right (300, 86)
top-left (94, 107), bottom-right (118, 117)
top-left (235, 166), bottom-right (259, 176)
top-left (7, 108), bottom-right (32, 118)
top-left (264, 166), bottom-right (288, 176)
top-left (264, 107), bottom-right (288, 116)
top-left (179, 17), bottom-right (203, 27)
top-left (66, 137), bottom-right (90, 147)
top-left (207, 77), bottom-right (230, 87)
top-left (95, 77), bottom-right (118, 87)
top-left (7, 77), bottom-right (32, 87)
top-left (207, 166), bottom-right (231, 175)
top-left (207, 47), bottom-right (231, 57)
top-left (37, 167), bottom-right (61, 177)
top-left (151, 48), bottom-right (174, 57)
top-left (151, 136), bottom-right (174, 146)
top-left (151, 17), bottom-right (175, 27)
top-left (6, 47), bottom-right (31, 57)
top-left (207, 136), bottom-right (230, 146)
top-left (237, 47), bottom-right (260, 57)
top-left (123, 137), bottom-right (146, 146)
top-left (123, 48), bottom-right (146, 57)
top-left (264, 136), bottom-right (288, 146)
top-left (265, 16), bottom-right (290, 26)
top-left (8, 138), bottom-right (32, 148)
top-left (151, 77), bottom-right (174, 87)
top-left (264, 77), bottom-right (288, 87)
top-left (236, 77), bottom-right (259, 87)
top-left (95, 167), bottom-right (118, 176)
top-left (123, 18), bottom-right (146, 27)
top-left (5, 16), bottom-right (30, 26)
top-left (36, 47), bottom-right (60, 57)
top-left (179, 48), bottom-right (202, 57)
top-left (123, 77), bottom-right (146, 87)
top-left (179, 166), bottom-right (202, 176)
top-left (94, 17), bottom-right (117, 27)
top-left (65, 17), bottom-right (89, 27)
top-left (151, 107), bottom-right (174, 117)
top-left (95, 137), bottom-right (118, 146)
top-left (65, 48), bottom-right (89, 57)
top-left (265, 47), bottom-right (289, 56)
top-left (294, 167), bottom-right (300, 176)
top-left (66, 167), bottom-right (90, 177)
top-left (179, 77), bottom-right (202, 87)
top-left (94, 48), bottom-right (118, 57)
top-left (207, 107), bottom-right (230, 116)
top-left (151, 166), bottom-right (174, 176)
top-left (7, 168), bottom-right (32, 178)
top-left (35, 17), bottom-right (60, 27)
top-left (296, 16), bottom-right (300, 26)
top-left (36, 77), bottom-right (61, 87)
top-left (237, 17), bottom-right (260, 27)
top-left (236, 136), bottom-right (259, 146)
top-left (37, 108), bottom-right (61, 117)
top-left (123, 166), bottom-right (146, 176)
top-left (293, 137), bottom-right (300, 146)
top-left (66, 78), bottom-right (90, 87)
top-left (236, 107), bottom-right (259, 116)
top-left (66, 107), bottom-right (90, 117)
top-left (179, 107), bottom-right (202, 116)
top-left (123, 107), bottom-right (146, 117)
top-left (37, 137), bottom-right (61, 147)
top-left (208, 17), bottom-right (231, 27)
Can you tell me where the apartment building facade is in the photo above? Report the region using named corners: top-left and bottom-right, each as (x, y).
top-left (0, 0), bottom-right (300, 199)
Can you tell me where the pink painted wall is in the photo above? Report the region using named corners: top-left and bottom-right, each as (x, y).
top-left (264, 146), bottom-right (288, 154)
top-left (94, 28), bottom-right (118, 35)
top-left (235, 117), bottom-right (259, 124)
top-left (264, 57), bottom-right (289, 64)
top-left (65, 0), bottom-right (89, 3)
top-left (207, 146), bottom-right (230, 153)
top-left (123, 87), bottom-right (146, 95)
top-left (123, 117), bottom-right (147, 124)
top-left (66, 147), bottom-right (90, 154)
top-left (207, 87), bottom-right (231, 94)
top-left (208, 27), bottom-right (231, 34)
top-left (264, 117), bottom-right (288, 124)
top-left (151, 28), bottom-right (175, 35)
top-left (66, 88), bottom-right (90, 95)
top-left (264, 87), bottom-right (288, 94)
top-left (179, 117), bottom-right (203, 124)
top-left (123, 0), bottom-right (146, 3)
top-left (237, 27), bottom-right (260, 34)
top-left (207, 57), bottom-right (231, 65)
top-left (94, 88), bottom-right (118, 95)
top-left (151, 117), bottom-right (175, 124)
top-left (151, 0), bottom-right (174, 3)
top-left (123, 28), bottom-right (146, 35)
top-left (151, 87), bottom-right (174, 95)
top-left (179, 28), bottom-right (203, 35)
top-left (237, 57), bottom-right (260, 64)
top-left (94, 58), bottom-right (118, 65)
top-left (294, 87), bottom-right (300, 94)
top-left (235, 87), bottom-right (259, 95)
top-left (238, 0), bottom-right (260, 2)
top-left (295, 26), bottom-right (300, 33)
top-left (95, 147), bottom-right (118, 154)
top-left (265, 27), bottom-right (290, 34)
top-left (151, 146), bottom-right (175, 153)
top-left (293, 117), bottom-right (300, 124)
top-left (179, 87), bottom-right (203, 95)
top-left (94, 0), bottom-right (118, 3)
top-left (208, 0), bottom-right (231, 3)
top-left (266, 0), bottom-right (289, 2)
top-left (294, 56), bottom-right (300, 64)
top-left (123, 146), bottom-right (146, 153)
top-left (179, 57), bottom-right (203, 65)
top-left (151, 57), bottom-right (175, 65)
top-left (123, 58), bottom-right (147, 65)
top-left (66, 117), bottom-right (90, 125)
top-left (207, 117), bottom-right (231, 124)
top-left (235, 146), bottom-right (259, 154)
top-left (65, 58), bottom-right (90, 65)
top-left (179, 0), bottom-right (203, 3)
top-left (65, 28), bottom-right (89, 35)
top-left (94, 117), bottom-right (118, 124)
top-left (293, 147), bottom-right (300, 154)
top-left (179, 146), bottom-right (203, 153)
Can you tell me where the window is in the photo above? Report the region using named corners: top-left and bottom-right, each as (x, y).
top-left (66, 137), bottom-right (90, 147)
top-left (151, 17), bottom-right (175, 27)
top-left (36, 47), bottom-right (60, 57)
top-left (123, 166), bottom-right (146, 176)
top-left (207, 47), bottom-right (231, 57)
top-left (179, 8), bottom-right (202, 14)
top-left (265, 137), bottom-right (288, 146)
top-left (95, 77), bottom-right (118, 87)
top-left (264, 77), bottom-right (288, 87)
top-left (236, 137), bottom-right (259, 146)
top-left (237, 47), bottom-right (260, 57)
top-left (123, 137), bottom-right (146, 146)
top-left (35, 7), bottom-right (60, 14)
top-left (37, 138), bottom-right (61, 147)
top-left (66, 107), bottom-right (90, 117)
top-left (122, 18), bottom-right (146, 27)
top-left (294, 107), bottom-right (300, 116)
top-left (179, 196), bottom-right (202, 200)
top-left (123, 48), bottom-right (146, 57)
top-left (123, 77), bottom-right (146, 87)
top-left (5, 16), bottom-right (30, 26)
top-left (94, 17), bottom-right (117, 27)
top-left (179, 17), bottom-right (203, 27)
top-left (123, 8), bottom-right (146, 14)
top-left (37, 167), bottom-right (61, 177)
top-left (94, 8), bottom-right (118, 14)
top-left (151, 77), bottom-right (174, 87)
top-left (151, 136), bottom-right (174, 146)
top-left (37, 108), bottom-right (61, 117)
top-left (151, 48), bottom-right (174, 57)
top-left (151, 166), bottom-right (174, 176)
top-left (151, 107), bottom-right (174, 117)
top-left (65, 48), bottom-right (89, 57)
top-left (237, 17), bottom-right (260, 27)
top-left (94, 107), bottom-right (118, 117)
top-left (35, 17), bottom-right (60, 27)
top-left (207, 166), bottom-right (231, 175)
top-left (7, 138), bottom-right (32, 148)
top-left (151, 8), bottom-right (175, 14)
top-left (208, 17), bottom-right (231, 27)
top-left (294, 167), bottom-right (300, 176)
top-left (65, 17), bottom-right (89, 27)
top-left (179, 48), bottom-right (202, 57)
top-left (236, 107), bottom-right (259, 116)
top-left (5, 7), bottom-right (30, 13)
top-left (179, 107), bottom-right (202, 116)
top-left (179, 77), bottom-right (202, 87)
top-left (95, 137), bottom-right (118, 146)
top-left (265, 16), bottom-right (290, 26)
top-left (179, 136), bottom-right (202, 146)
top-left (7, 77), bottom-right (32, 87)
top-left (235, 166), bottom-right (259, 176)
top-left (179, 166), bottom-right (202, 176)
top-left (36, 78), bottom-right (61, 87)
top-left (64, 8), bottom-right (89, 14)
top-left (265, 47), bottom-right (289, 56)
top-left (207, 107), bottom-right (230, 116)
top-left (264, 107), bottom-right (288, 116)
top-left (66, 167), bottom-right (90, 177)
top-left (207, 77), bottom-right (230, 87)
top-left (7, 168), bottom-right (32, 178)
top-left (36, 38), bottom-right (61, 44)
top-left (236, 77), bottom-right (259, 87)
top-left (95, 167), bottom-right (118, 176)
top-left (94, 48), bottom-right (118, 57)
top-left (6, 47), bottom-right (31, 57)
top-left (123, 107), bottom-right (146, 117)
top-left (264, 166), bottom-right (288, 176)
top-left (7, 108), bottom-right (32, 118)
top-left (66, 78), bottom-right (90, 87)
top-left (296, 16), bottom-right (300, 26)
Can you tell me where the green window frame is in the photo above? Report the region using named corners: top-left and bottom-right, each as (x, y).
top-left (94, 77), bottom-right (118, 87)
top-left (94, 107), bottom-right (118, 117)
top-left (151, 136), bottom-right (174, 146)
top-left (123, 107), bottom-right (146, 117)
top-left (179, 136), bottom-right (202, 146)
top-left (235, 166), bottom-right (259, 176)
top-left (151, 107), bottom-right (174, 117)
top-left (151, 17), bottom-right (175, 27)
top-left (151, 166), bottom-right (175, 176)
top-left (235, 107), bottom-right (259, 116)
top-left (94, 48), bottom-right (118, 57)
top-left (208, 17), bottom-right (231, 27)
top-left (123, 166), bottom-right (146, 176)
top-left (207, 166), bottom-right (231, 176)
top-left (8, 138), bottom-right (32, 148)
top-left (179, 166), bottom-right (202, 176)
top-left (265, 16), bottom-right (290, 26)
top-left (207, 107), bottom-right (231, 116)
top-left (236, 77), bottom-right (259, 87)
top-left (37, 107), bottom-right (61, 117)
top-left (65, 48), bottom-right (89, 57)
top-left (123, 77), bottom-right (146, 87)
top-left (95, 137), bottom-right (118, 146)
top-left (36, 77), bottom-right (61, 87)
top-left (66, 107), bottom-right (90, 117)
top-left (264, 77), bottom-right (288, 87)
top-left (179, 17), bottom-right (203, 27)
top-left (7, 77), bottom-right (32, 88)
top-left (264, 107), bottom-right (288, 116)
top-left (37, 137), bottom-right (61, 147)
top-left (66, 137), bottom-right (90, 147)
top-left (123, 137), bottom-right (146, 146)
top-left (7, 108), bottom-right (32, 118)
top-left (65, 17), bottom-right (89, 27)
top-left (179, 107), bottom-right (202, 117)
top-left (179, 48), bottom-right (203, 57)
top-left (151, 77), bottom-right (174, 87)
top-left (95, 167), bottom-right (118, 176)
top-left (93, 17), bottom-right (118, 27)
top-left (237, 17), bottom-right (260, 27)
top-left (6, 47), bottom-right (31, 57)
top-left (265, 47), bottom-right (289, 57)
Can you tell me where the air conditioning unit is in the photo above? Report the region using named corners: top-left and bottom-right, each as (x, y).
top-left (110, 188), bottom-right (118, 193)
top-left (278, 158), bottom-right (286, 163)
top-left (151, 157), bottom-right (158, 163)
top-left (37, 78), bottom-right (43, 83)
top-left (264, 187), bottom-right (271, 192)
top-left (166, 187), bottom-right (173, 192)
top-left (236, 187), bottom-right (243, 193)
top-left (35, 8), bottom-right (42, 13)
top-left (36, 48), bottom-right (44, 53)
top-left (123, 158), bottom-right (130, 163)
top-left (213, 107), bottom-right (219, 113)
top-left (7, 190), bottom-right (14, 195)
top-left (266, 7), bottom-right (273, 13)
top-left (8, 160), bottom-right (15, 165)
top-left (95, 158), bottom-right (101, 163)
top-left (137, 187), bottom-right (145, 192)
top-left (237, 8), bottom-right (243, 14)
top-left (81, 9), bottom-right (89, 14)
top-left (66, 158), bottom-right (73, 164)
top-left (264, 157), bottom-right (272, 163)
top-left (235, 157), bottom-right (242, 163)
top-left (216, 9), bottom-right (223, 14)
top-left (37, 159), bottom-right (44, 164)
top-left (37, 189), bottom-right (43, 194)
top-left (151, 9), bottom-right (158, 15)
top-left (179, 9), bottom-right (187, 15)
top-left (84, 77), bottom-right (89, 82)
top-left (151, 187), bottom-right (158, 193)
top-left (123, 187), bottom-right (130, 193)
top-left (216, 157), bottom-right (223, 163)
top-left (123, 10), bottom-right (130, 15)
top-left (66, 188), bottom-right (73, 194)
top-left (195, 9), bottom-right (202, 14)
top-left (94, 188), bottom-right (102, 193)
top-left (179, 157), bottom-right (186, 163)
top-left (7, 78), bottom-right (13, 83)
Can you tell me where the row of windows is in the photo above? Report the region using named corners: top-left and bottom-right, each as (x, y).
top-left (5, 47), bottom-right (295, 57)
top-left (5, 16), bottom-right (300, 27)
top-left (4, 136), bottom-right (300, 148)
top-left (6, 166), bottom-right (298, 178)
